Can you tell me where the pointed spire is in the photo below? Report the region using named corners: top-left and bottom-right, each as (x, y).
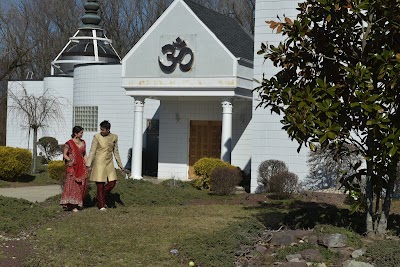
top-left (81, 0), bottom-right (101, 28)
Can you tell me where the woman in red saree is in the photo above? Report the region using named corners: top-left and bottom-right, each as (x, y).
top-left (60, 126), bottom-right (89, 212)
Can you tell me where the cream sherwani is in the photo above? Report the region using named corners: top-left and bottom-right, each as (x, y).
top-left (87, 133), bottom-right (123, 182)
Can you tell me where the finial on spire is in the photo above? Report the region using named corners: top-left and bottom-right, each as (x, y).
top-left (81, 0), bottom-right (101, 28)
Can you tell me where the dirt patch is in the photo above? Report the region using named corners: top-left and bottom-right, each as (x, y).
top-left (0, 239), bottom-right (33, 267)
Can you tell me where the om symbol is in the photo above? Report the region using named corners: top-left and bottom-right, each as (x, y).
top-left (158, 37), bottom-right (194, 73)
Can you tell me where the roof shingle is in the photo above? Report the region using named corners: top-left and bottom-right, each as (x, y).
top-left (183, 0), bottom-right (254, 62)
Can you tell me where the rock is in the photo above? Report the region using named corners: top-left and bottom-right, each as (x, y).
top-left (299, 249), bottom-right (323, 262)
top-left (351, 248), bottom-right (366, 259)
top-left (307, 235), bottom-right (319, 245)
top-left (318, 233), bottom-right (348, 248)
top-left (281, 262), bottom-right (308, 267)
top-left (286, 254), bottom-right (302, 262)
top-left (271, 232), bottom-right (297, 246)
top-left (255, 244), bottom-right (268, 255)
top-left (342, 260), bottom-right (374, 267)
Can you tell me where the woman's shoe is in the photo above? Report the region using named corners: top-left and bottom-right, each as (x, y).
top-left (99, 207), bottom-right (106, 211)
top-left (72, 208), bottom-right (79, 212)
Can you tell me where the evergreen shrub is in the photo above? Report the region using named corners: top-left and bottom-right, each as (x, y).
top-left (0, 147), bottom-right (32, 181)
top-left (193, 157), bottom-right (230, 190)
top-left (210, 166), bottom-right (242, 195)
top-left (48, 160), bottom-right (65, 181)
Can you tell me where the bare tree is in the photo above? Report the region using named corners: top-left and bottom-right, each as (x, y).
top-left (190, 0), bottom-right (255, 34)
top-left (8, 84), bottom-right (64, 173)
top-left (0, 3), bottom-right (34, 81)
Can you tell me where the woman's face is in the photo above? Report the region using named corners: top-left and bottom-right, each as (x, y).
top-left (75, 130), bottom-right (84, 139)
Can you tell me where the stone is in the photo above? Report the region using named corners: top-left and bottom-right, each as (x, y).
top-left (342, 260), bottom-right (374, 267)
top-left (307, 235), bottom-right (319, 245)
top-left (351, 248), bottom-right (366, 259)
top-left (271, 232), bottom-right (297, 246)
top-left (318, 233), bottom-right (348, 248)
top-left (286, 254), bottom-right (302, 262)
top-left (299, 249), bottom-right (323, 262)
top-left (255, 244), bottom-right (268, 255)
top-left (281, 262), bottom-right (308, 267)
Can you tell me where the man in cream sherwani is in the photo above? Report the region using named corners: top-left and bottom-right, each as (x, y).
top-left (86, 120), bottom-right (124, 210)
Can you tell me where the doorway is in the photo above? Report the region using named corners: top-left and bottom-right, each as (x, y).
top-left (188, 120), bottom-right (221, 178)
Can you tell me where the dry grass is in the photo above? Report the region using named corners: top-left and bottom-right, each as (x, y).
top-left (26, 205), bottom-right (255, 266)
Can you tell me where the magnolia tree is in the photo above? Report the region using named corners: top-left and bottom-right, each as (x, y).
top-left (256, 0), bottom-right (400, 236)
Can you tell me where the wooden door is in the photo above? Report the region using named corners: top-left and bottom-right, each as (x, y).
top-left (188, 120), bottom-right (222, 178)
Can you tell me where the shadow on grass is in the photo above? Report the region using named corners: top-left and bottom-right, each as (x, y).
top-left (82, 184), bottom-right (125, 209)
top-left (4, 174), bottom-right (36, 183)
top-left (246, 199), bottom-right (400, 235)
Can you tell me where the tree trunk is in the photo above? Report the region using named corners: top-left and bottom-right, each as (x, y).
top-left (32, 127), bottom-right (38, 173)
top-left (365, 171), bottom-right (374, 235)
top-left (377, 170), bottom-right (395, 235)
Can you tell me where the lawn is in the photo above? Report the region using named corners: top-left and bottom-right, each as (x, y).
top-left (1, 177), bottom-right (400, 266)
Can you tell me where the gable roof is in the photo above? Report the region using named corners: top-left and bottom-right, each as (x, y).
top-left (183, 0), bottom-right (254, 62)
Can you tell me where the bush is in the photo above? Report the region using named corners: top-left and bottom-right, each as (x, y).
top-left (257, 160), bottom-right (288, 193)
top-left (210, 166), bottom-right (243, 195)
top-left (0, 147), bottom-right (32, 181)
top-left (48, 160), bottom-right (65, 181)
top-left (194, 157), bottom-right (230, 178)
top-left (269, 171), bottom-right (299, 198)
top-left (193, 158), bottom-right (230, 190)
top-left (37, 136), bottom-right (62, 160)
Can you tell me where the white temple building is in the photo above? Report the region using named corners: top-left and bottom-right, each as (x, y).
top-left (6, 0), bottom-right (308, 193)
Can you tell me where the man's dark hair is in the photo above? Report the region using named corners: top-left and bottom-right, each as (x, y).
top-left (100, 120), bottom-right (111, 130)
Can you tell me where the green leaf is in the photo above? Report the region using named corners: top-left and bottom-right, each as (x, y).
top-left (389, 146), bottom-right (398, 157)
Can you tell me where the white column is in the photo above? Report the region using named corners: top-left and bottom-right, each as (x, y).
top-left (130, 97), bottom-right (145, 179)
top-left (220, 100), bottom-right (233, 163)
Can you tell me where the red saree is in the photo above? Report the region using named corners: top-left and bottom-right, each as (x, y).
top-left (60, 140), bottom-right (88, 208)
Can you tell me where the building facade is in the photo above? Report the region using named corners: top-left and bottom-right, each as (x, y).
top-left (6, 0), bottom-right (308, 193)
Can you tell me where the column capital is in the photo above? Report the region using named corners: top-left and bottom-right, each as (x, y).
top-left (221, 99), bottom-right (233, 107)
top-left (134, 97), bottom-right (145, 106)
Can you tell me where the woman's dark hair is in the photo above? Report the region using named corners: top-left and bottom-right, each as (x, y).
top-left (100, 120), bottom-right (111, 130)
top-left (71, 126), bottom-right (84, 138)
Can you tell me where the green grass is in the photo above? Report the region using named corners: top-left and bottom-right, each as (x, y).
top-left (1, 176), bottom-right (400, 266)
top-left (0, 196), bottom-right (59, 236)
top-left (0, 167), bottom-right (59, 188)
top-left (26, 205), bottom-right (261, 267)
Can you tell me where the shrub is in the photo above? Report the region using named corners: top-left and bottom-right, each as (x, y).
top-left (0, 147), bottom-right (32, 181)
top-left (48, 160), bottom-right (65, 181)
top-left (194, 157), bottom-right (230, 178)
top-left (193, 157), bottom-right (230, 190)
top-left (210, 166), bottom-right (243, 195)
top-left (37, 136), bottom-right (62, 160)
top-left (269, 171), bottom-right (299, 198)
top-left (257, 160), bottom-right (288, 193)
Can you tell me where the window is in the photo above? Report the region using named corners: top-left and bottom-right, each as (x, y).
top-left (74, 106), bottom-right (98, 132)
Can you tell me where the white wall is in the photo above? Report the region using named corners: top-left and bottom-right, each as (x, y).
top-left (158, 99), bottom-right (252, 179)
top-left (7, 81), bottom-right (45, 149)
top-left (73, 64), bottom-right (159, 165)
top-left (41, 77), bottom-right (74, 145)
top-left (251, 0), bottom-right (308, 193)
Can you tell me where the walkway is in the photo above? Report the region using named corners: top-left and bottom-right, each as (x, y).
top-left (0, 185), bottom-right (61, 202)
